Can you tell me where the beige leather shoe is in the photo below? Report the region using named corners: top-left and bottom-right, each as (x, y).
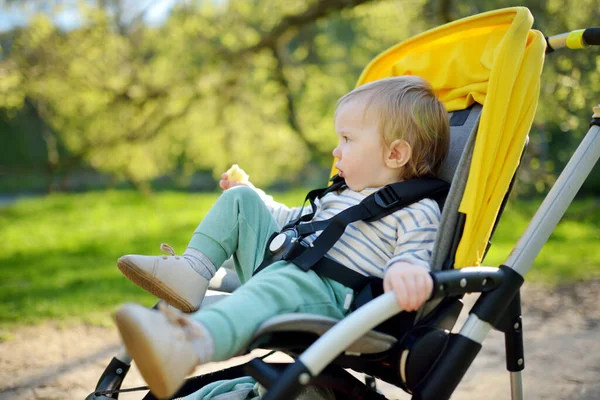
top-left (115, 303), bottom-right (203, 399)
top-left (117, 244), bottom-right (209, 312)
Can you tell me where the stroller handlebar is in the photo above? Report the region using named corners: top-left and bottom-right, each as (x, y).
top-left (429, 266), bottom-right (504, 299)
top-left (583, 28), bottom-right (600, 46)
top-left (546, 27), bottom-right (600, 52)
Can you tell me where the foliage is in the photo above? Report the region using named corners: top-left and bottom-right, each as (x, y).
top-left (0, 0), bottom-right (430, 188)
top-left (0, 0), bottom-right (599, 194)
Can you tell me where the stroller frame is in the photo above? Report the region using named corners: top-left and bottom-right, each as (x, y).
top-left (87, 22), bottom-right (600, 400)
top-left (251, 106), bottom-right (600, 400)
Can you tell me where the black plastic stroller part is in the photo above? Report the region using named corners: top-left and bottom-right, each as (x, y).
top-left (496, 290), bottom-right (525, 372)
top-left (86, 357), bottom-right (130, 399)
top-left (396, 326), bottom-right (452, 393)
top-left (416, 296), bottom-right (464, 332)
top-left (160, 359), bottom-right (386, 400)
top-left (410, 265), bottom-right (526, 400)
top-left (87, 269), bottom-right (510, 400)
top-left (246, 358), bottom-right (282, 388)
top-left (413, 333), bottom-right (482, 400)
top-left (246, 267), bottom-right (519, 400)
top-left (582, 28), bottom-right (600, 45)
top-left (429, 266), bottom-right (504, 299)
top-left (256, 360), bottom-right (311, 400)
top-left (471, 265), bottom-right (525, 327)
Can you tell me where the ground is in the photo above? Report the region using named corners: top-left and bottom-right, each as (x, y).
top-left (1, 281), bottom-right (599, 400)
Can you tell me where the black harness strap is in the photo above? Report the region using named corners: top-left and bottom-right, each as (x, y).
top-left (312, 257), bottom-right (371, 290)
top-left (253, 177), bottom-right (450, 295)
top-left (291, 178), bottom-right (450, 272)
top-left (292, 204), bottom-right (374, 271)
top-left (281, 174), bottom-right (347, 230)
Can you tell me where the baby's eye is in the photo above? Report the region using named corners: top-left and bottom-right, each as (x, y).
top-left (343, 136), bottom-right (350, 143)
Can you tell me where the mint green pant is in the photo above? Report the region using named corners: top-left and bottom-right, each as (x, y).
top-left (187, 186), bottom-right (354, 361)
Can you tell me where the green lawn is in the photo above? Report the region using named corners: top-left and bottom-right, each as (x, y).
top-left (0, 191), bottom-right (598, 333)
top-left (483, 197), bottom-right (600, 282)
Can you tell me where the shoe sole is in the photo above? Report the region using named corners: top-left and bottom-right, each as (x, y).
top-left (117, 258), bottom-right (197, 313)
top-left (115, 307), bottom-right (171, 398)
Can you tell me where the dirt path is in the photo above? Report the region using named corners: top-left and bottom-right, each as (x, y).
top-left (1, 281), bottom-right (599, 400)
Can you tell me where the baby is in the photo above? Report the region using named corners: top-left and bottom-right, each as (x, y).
top-left (114, 75), bottom-right (450, 398)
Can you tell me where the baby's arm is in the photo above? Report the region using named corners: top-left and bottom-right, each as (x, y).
top-left (384, 200), bottom-right (440, 311)
top-left (384, 262), bottom-right (432, 312)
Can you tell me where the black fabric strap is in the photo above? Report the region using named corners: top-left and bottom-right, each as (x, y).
top-left (293, 204), bottom-right (374, 271)
top-left (291, 178), bottom-right (449, 271)
top-left (255, 177), bottom-right (449, 294)
top-left (295, 220), bottom-right (329, 236)
top-left (312, 257), bottom-right (370, 290)
top-left (282, 174), bottom-right (346, 231)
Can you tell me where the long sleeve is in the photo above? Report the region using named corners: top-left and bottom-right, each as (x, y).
top-left (385, 199), bottom-right (441, 271)
top-left (250, 186), bottom-right (306, 229)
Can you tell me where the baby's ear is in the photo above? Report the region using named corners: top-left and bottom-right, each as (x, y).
top-left (386, 139), bottom-right (411, 169)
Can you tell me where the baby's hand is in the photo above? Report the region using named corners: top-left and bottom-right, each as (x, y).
top-left (220, 164), bottom-right (252, 191)
top-left (383, 262), bottom-right (433, 312)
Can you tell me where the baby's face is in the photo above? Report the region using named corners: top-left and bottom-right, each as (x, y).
top-left (332, 98), bottom-right (399, 191)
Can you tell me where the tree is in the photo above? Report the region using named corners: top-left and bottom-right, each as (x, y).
top-left (1, 0), bottom-right (431, 189)
top-left (2, 0), bottom-right (598, 194)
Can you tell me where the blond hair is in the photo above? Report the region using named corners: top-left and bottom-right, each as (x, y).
top-left (336, 76), bottom-right (449, 180)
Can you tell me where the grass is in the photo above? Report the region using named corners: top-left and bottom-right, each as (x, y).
top-left (483, 197), bottom-right (600, 283)
top-left (0, 189), bottom-right (308, 331)
top-left (0, 190), bottom-right (598, 332)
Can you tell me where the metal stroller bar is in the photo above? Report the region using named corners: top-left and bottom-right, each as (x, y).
top-left (505, 123), bottom-right (600, 278)
top-left (510, 371), bottom-right (524, 400)
top-left (397, 115), bottom-right (600, 400)
top-left (499, 114), bottom-right (600, 400)
top-left (546, 27), bottom-right (600, 52)
top-left (434, 120), bottom-right (600, 400)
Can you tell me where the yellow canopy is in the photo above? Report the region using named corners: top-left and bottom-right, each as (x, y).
top-left (342, 7), bottom-right (546, 268)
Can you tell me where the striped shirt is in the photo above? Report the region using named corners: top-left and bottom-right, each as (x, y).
top-left (255, 186), bottom-right (441, 278)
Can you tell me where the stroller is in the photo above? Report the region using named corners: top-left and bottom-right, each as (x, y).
top-left (88, 7), bottom-right (600, 400)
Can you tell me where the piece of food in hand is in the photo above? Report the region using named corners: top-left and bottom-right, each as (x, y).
top-left (225, 164), bottom-right (249, 183)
